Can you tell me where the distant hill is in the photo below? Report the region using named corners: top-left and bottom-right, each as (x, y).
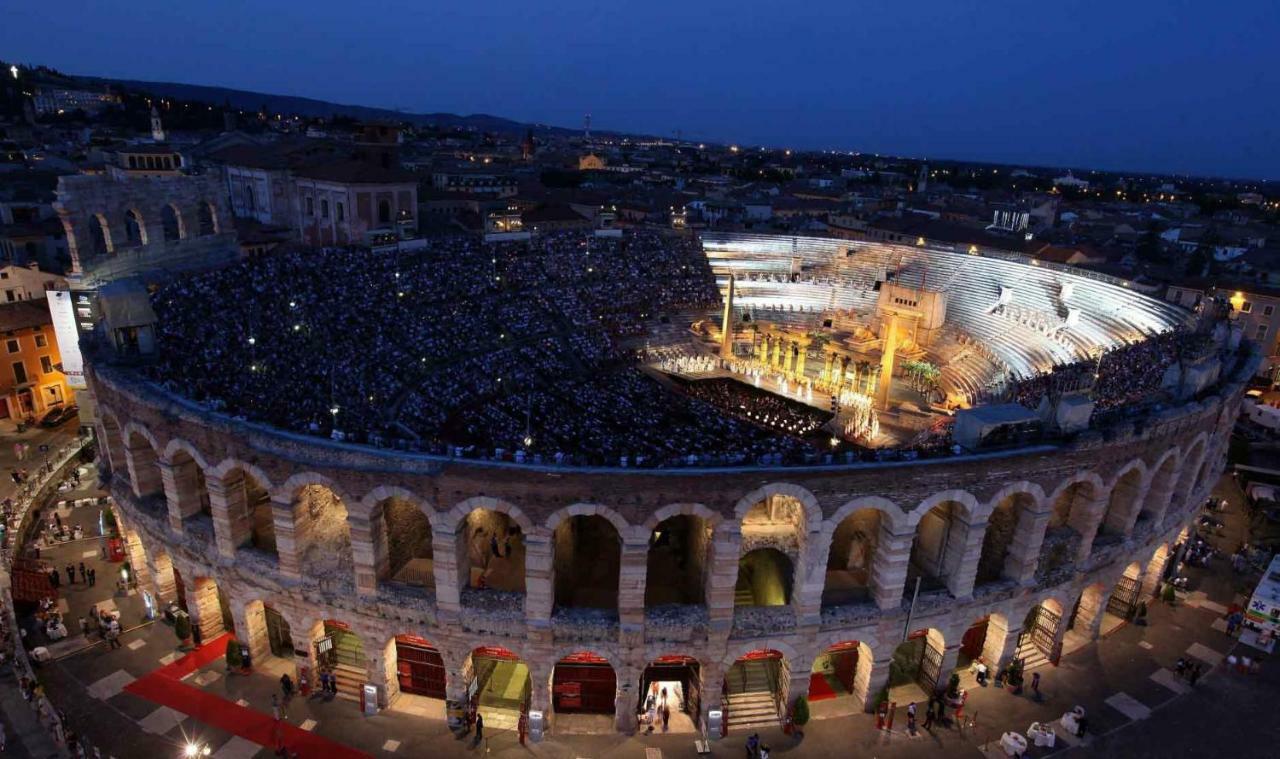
top-left (78, 76), bottom-right (579, 136)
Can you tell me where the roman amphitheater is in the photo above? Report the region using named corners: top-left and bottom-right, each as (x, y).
top-left (87, 230), bottom-right (1254, 737)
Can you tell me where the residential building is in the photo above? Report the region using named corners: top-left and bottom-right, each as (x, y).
top-left (0, 299), bottom-right (70, 420)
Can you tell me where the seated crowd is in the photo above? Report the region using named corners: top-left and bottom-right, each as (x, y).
top-left (149, 230), bottom-right (820, 467)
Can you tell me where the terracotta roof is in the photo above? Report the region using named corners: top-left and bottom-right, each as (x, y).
top-left (0, 300), bottom-right (51, 332)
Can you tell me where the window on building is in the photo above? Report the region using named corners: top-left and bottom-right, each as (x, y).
top-left (4, 290), bottom-right (15, 303)
top-left (124, 209), bottom-right (145, 246)
top-left (11, 362), bottom-right (27, 385)
top-left (34, 334), bottom-right (46, 348)
top-left (378, 199), bottom-right (391, 225)
top-left (5, 339), bottom-right (18, 354)
top-left (321, 199), bottom-right (329, 219)
top-left (198, 203), bottom-right (217, 235)
top-left (39, 356), bottom-right (52, 374)
top-left (0, 271), bottom-right (8, 280)
top-left (1265, 305), bottom-right (1275, 317)
top-left (162, 204), bottom-right (182, 242)
top-left (336, 202), bottom-right (345, 222)
top-left (90, 214), bottom-right (112, 256)
top-left (1242, 301), bottom-right (1253, 313)
top-left (306, 197), bottom-right (314, 217)
top-left (1257, 324), bottom-right (1269, 340)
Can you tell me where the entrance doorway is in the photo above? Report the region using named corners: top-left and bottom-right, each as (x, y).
top-left (552, 652), bottom-right (616, 715)
top-left (808, 641), bottom-right (859, 702)
top-left (639, 656), bottom-right (701, 734)
top-left (395, 635), bottom-right (446, 699)
top-left (264, 606), bottom-right (293, 658)
top-left (315, 621), bottom-right (364, 699)
top-left (725, 650), bottom-right (785, 733)
top-left (468, 647), bottom-right (530, 732)
top-left (889, 629), bottom-right (945, 702)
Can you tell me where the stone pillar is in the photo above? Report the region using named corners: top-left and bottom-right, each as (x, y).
top-left (1005, 510), bottom-right (1051, 584)
top-left (937, 643), bottom-right (963, 681)
top-left (271, 495), bottom-right (302, 580)
top-left (1073, 588), bottom-right (1105, 641)
top-left (187, 577), bottom-right (225, 643)
top-left (794, 527), bottom-right (827, 626)
top-left (124, 438), bottom-right (162, 498)
top-left (232, 600), bottom-right (271, 665)
top-left (1073, 493), bottom-right (1109, 564)
top-left (524, 533), bottom-right (554, 627)
top-left (148, 551), bottom-right (177, 602)
top-left (875, 313), bottom-right (898, 409)
top-left (432, 525), bottom-right (465, 623)
top-left (699, 659), bottom-right (725, 728)
top-left (208, 475), bottom-right (251, 560)
top-left (527, 662), bottom-right (552, 715)
top-left (349, 514), bottom-right (379, 598)
top-left (706, 525), bottom-right (742, 633)
top-left (862, 656), bottom-right (894, 711)
top-left (795, 348), bottom-right (806, 377)
top-left (366, 639), bottom-right (396, 709)
top-left (614, 664), bottom-right (640, 734)
top-left (618, 539), bottom-right (648, 632)
top-left (159, 459), bottom-right (202, 534)
top-left (126, 534), bottom-right (152, 591)
top-left (1142, 548), bottom-right (1170, 598)
top-left (870, 523), bottom-right (913, 610)
top-left (945, 517), bottom-right (985, 600)
top-left (822, 353), bottom-right (833, 383)
top-left (983, 620), bottom-right (1020, 672)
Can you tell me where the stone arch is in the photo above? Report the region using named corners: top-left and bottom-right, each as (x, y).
top-left (721, 639), bottom-right (803, 670)
top-left (1099, 459), bottom-right (1148, 540)
top-left (121, 422), bottom-right (163, 499)
top-left (1140, 448), bottom-right (1181, 529)
top-left (545, 502), bottom-right (633, 540)
top-left (1041, 472), bottom-right (1105, 572)
top-left (736, 547), bottom-right (793, 606)
top-left (206, 458), bottom-right (276, 560)
top-left (198, 201), bottom-right (218, 235)
top-left (123, 208), bottom-right (147, 246)
top-left (807, 638), bottom-right (875, 710)
top-left (277, 478), bottom-right (353, 587)
top-left (733, 483), bottom-right (823, 529)
top-left (904, 490), bottom-right (981, 597)
top-left (97, 406), bottom-right (127, 474)
top-left (89, 213), bottom-right (113, 256)
top-left (643, 502), bottom-right (723, 532)
top-left (161, 438), bottom-right (210, 472)
top-left (449, 497), bottom-right (528, 596)
top-left (1173, 433), bottom-right (1209, 516)
top-left (823, 498), bottom-right (894, 608)
top-left (552, 510), bottom-right (622, 610)
top-left (161, 203), bottom-right (184, 241)
top-left (646, 510), bottom-right (713, 607)
top-left (888, 627), bottom-right (947, 695)
top-left (977, 483), bottom-right (1043, 587)
top-left (366, 490), bottom-right (436, 591)
top-left (163, 441), bottom-right (211, 529)
top-left (358, 486), bottom-right (438, 527)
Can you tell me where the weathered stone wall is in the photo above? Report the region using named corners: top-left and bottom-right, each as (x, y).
top-left (90, 345), bottom-right (1254, 729)
top-left (54, 170), bottom-right (239, 284)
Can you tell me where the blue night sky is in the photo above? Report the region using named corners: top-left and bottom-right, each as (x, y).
top-left (4, 1), bottom-right (1278, 179)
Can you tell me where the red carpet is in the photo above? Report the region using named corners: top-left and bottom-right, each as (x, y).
top-left (124, 634), bottom-right (371, 759)
top-left (807, 672), bottom-right (836, 701)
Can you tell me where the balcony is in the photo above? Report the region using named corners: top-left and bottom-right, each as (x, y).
top-left (644, 604), bottom-right (710, 643)
top-left (730, 605), bottom-right (796, 638)
top-left (459, 587), bottom-right (526, 637)
top-left (551, 606), bottom-right (620, 642)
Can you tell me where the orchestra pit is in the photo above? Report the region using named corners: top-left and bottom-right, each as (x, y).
top-left (86, 229), bottom-right (1254, 736)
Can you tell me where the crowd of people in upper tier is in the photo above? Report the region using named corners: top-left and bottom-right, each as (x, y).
top-left (148, 231), bottom-right (828, 467)
top-left (1007, 328), bottom-right (1215, 413)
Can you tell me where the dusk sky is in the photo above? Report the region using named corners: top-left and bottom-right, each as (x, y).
top-left (4, 1), bottom-right (1278, 179)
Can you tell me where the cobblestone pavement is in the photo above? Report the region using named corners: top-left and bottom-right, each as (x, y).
top-left (19, 462), bottom-right (1277, 759)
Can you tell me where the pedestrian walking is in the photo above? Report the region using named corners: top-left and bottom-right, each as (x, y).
top-left (105, 627), bottom-right (121, 650)
top-left (922, 700), bottom-right (935, 730)
top-left (280, 673), bottom-right (293, 699)
top-left (65, 564), bottom-right (74, 584)
top-left (1175, 657), bottom-right (1188, 677)
top-left (54, 512), bottom-right (62, 529)
top-left (1031, 672), bottom-right (1041, 702)
top-left (662, 703), bottom-right (670, 732)
top-left (271, 694), bottom-right (281, 721)
top-left (746, 732), bottom-right (760, 758)
top-left (48, 569), bottom-right (59, 589)
top-left (474, 713), bottom-right (484, 746)
top-left (906, 701), bottom-right (917, 735)
top-left (88, 567), bottom-right (96, 587)
top-left (78, 562), bottom-right (86, 583)
top-left (79, 616), bottom-right (88, 637)
top-left (1189, 663), bottom-right (1203, 686)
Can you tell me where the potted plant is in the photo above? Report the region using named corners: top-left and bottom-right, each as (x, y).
top-left (789, 695), bottom-right (810, 738)
top-left (100, 507), bottom-right (118, 537)
top-left (1162, 582), bottom-right (1177, 606)
top-left (173, 614), bottom-right (193, 650)
top-left (1007, 658), bottom-right (1025, 695)
top-left (225, 637), bottom-right (243, 672)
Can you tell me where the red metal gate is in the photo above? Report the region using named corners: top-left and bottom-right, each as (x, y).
top-left (396, 635), bottom-right (446, 699)
top-left (553, 652), bottom-right (616, 714)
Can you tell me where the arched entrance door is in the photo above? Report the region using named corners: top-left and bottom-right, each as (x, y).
top-left (808, 641), bottom-right (860, 704)
top-left (264, 605), bottom-right (293, 658)
top-left (1016, 600), bottom-right (1062, 668)
top-left (890, 630), bottom-right (945, 698)
top-left (552, 652), bottom-right (616, 715)
top-left (467, 646), bottom-right (530, 731)
top-left (725, 650), bottom-right (786, 733)
top-left (395, 635), bottom-right (446, 700)
top-left (315, 620), bottom-right (364, 698)
top-left (639, 656), bottom-right (701, 733)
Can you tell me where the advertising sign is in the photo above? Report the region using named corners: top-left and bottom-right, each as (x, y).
top-left (47, 291), bottom-right (86, 389)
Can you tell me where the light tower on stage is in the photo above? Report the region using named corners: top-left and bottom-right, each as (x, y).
top-left (720, 274), bottom-right (736, 359)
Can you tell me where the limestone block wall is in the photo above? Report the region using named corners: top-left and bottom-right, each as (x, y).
top-left (88, 346), bottom-right (1253, 732)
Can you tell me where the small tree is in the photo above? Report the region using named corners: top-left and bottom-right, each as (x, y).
top-left (173, 614), bottom-right (192, 646)
top-left (225, 637), bottom-right (243, 669)
top-left (101, 507), bottom-right (118, 536)
top-left (792, 695), bottom-right (810, 726)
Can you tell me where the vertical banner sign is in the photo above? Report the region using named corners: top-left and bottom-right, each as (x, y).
top-left (47, 290), bottom-right (86, 389)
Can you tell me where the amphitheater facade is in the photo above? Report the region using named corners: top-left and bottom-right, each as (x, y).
top-left (88, 331), bottom-right (1253, 734)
